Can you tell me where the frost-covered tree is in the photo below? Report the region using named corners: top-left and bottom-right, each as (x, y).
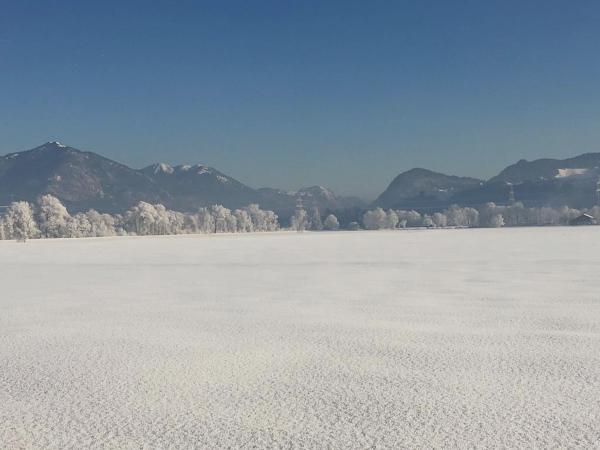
top-left (183, 213), bottom-right (200, 234)
top-left (86, 210), bottom-right (116, 237)
top-left (266, 212), bottom-right (279, 231)
top-left (4, 201), bottom-right (39, 241)
top-left (262, 209), bottom-right (280, 231)
top-left (479, 203), bottom-right (502, 228)
top-left (37, 194), bottom-right (70, 238)
top-left (123, 202), bottom-right (190, 235)
top-left (362, 208), bottom-right (387, 230)
top-left (538, 207), bottom-right (561, 226)
top-left (363, 208), bottom-right (399, 229)
top-left (244, 204), bottom-right (278, 232)
top-left (444, 205), bottom-right (479, 227)
top-left (501, 202), bottom-right (527, 226)
top-left (422, 215), bottom-right (435, 228)
top-left (290, 208), bottom-right (308, 232)
top-left (323, 214), bottom-right (339, 230)
top-left (234, 209), bottom-right (253, 232)
top-left (308, 207), bottom-right (323, 231)
top-left (124, 202), bottom-right (159, 235)
top-left (68, 212), bottom-right (92, 238)
top-left (3, 200), bottom-right (281, 239)
top-left (488, 213), bottom-right (504, 228)
top-left (112, 214), bottom-right (127, 236)
top-left (197, 207), bottom-right (215, 233)
top-left (396, 210), bottom-right (422, 228)
top-left (225, 212), bottom-right (238, 232)
top-left (66, 209), bottom-right (117, 238)
top-left (463, 207), bottom-right (479, 227)
top-left (432, 212), bottom-right (448, 228)
top-left (210, 205), bottom-right (233, 233)
top-left (385, 209), bottom-right (399, 229)
top-left (245, 204), bottom-right (264, 230)
top-left (153, 204), bottom-right (171, 235)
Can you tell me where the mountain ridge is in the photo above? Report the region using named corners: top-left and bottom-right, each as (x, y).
top-left (0, 142), bottom-right (364, 216)
top-left (2, 142), bottom-right (599, 214)
top-left (376, 153), bottom-right (600, 210)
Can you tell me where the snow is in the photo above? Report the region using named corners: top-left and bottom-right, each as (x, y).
top-left (300, 185), bottom-right (337, 200)
top-left (1, 228), bottom-right (599, 448)
top-left (556, 168), bottom-right (589, 178)
top-left (154, 163), bottom-right (174, 174)
top-left (175, 164), bottom-right (211, 175)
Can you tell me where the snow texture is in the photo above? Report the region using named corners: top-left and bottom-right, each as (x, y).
top-left (555, 168), bottom-right (589, 178)
top-left (153, 163), bottom-right (175, 174)
top-left (1, 228), bottom-right (599, 448)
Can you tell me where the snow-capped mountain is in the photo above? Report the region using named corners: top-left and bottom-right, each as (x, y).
top-left (489, 153), bottom-right (600, 184)
top-left (4, 142), bottom-right (599, 215)
top-left (375, 153), bottom-right (600, 210)
top-left (0, 142), bottom-right (169, 212)
top-left (0, 142), bottom-right (364, 216)
top-left (140, 162), bottom-right (257, 211)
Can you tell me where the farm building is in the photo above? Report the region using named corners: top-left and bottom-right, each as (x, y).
top-left (569, 214), bottom-right (596, 226)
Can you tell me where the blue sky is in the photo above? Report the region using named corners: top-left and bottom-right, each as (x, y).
top-left (1, 1), bottom-right (599, 198)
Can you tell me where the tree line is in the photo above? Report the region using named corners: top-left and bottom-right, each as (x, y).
top-left (359, 203), bottom-right (600, 230)
top-left (1, 195), bottom-right (598, 241)
top-left (0, 195), bottom-right (281, 241)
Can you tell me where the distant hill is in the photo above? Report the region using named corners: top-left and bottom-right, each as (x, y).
top-left (0, 142), bottom-right (364, 216)
top-left (375, 153), bottom-right (600, 211)
top-left (3, 142), bottom-right (598, 215)
top-left (374, 168), bottom-right (483, 209)
top-left (255, 185), bottom-right (367, 218)
top-left (0, 142), bottom-right (169, 212)
top-left (489, 153), bottom-right (600, 183)
top-left (140, 162), bottom-right (256, 211)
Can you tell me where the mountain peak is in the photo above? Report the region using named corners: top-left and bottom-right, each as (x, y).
top-left (176, 164), bottom-right (211, 175)
top-left (375, 168), bottom-right (483, 209)
top-left (403, 167), bottom-right (437, 175)
top-left (154, 163), bottom-right (175, 174)
top-left (1, 142), bottom-right (366, 217)
top-left (489, 152), bottom-right (600, 183)
top-left (40, 141), bottom-right (68, 149)
top-left (297, 185), bottom-right (337, 201)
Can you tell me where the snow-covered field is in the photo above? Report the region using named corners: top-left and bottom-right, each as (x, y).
top-left (1, 228), bottom-right (599, 448)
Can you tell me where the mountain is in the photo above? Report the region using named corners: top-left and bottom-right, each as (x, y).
top-left (489, 153), bottom-right (600, 183)
top-left (375, 153), bottom-right (600, 211)
top-left (140, 162), bottom-right (256, 210)
top-left (375, 168), bottom-right (483, 209)
top-left (0, 142), bottom-right (364, 216)
top-left (6, 142), bottom-right (597, 216)
top-left (0, 142), bottom-right (169, 212)
top-left (255, 185), bottom-right (367, 218)
top-left (475, 153), bottom-right (600, 208)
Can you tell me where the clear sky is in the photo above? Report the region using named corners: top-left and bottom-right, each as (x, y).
top-left (1, 1), bottom-right (599, 199)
